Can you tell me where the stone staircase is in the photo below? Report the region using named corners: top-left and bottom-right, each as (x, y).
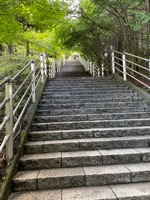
top-left (9, 75), bottom-right (150, 199)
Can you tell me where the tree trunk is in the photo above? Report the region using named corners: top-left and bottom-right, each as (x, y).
top-left (0, 44), bottom-right (3, 56)
top-left (26, 40), bottom-right (30, 56)
top-left (8, 45), bottom-right (13, 54)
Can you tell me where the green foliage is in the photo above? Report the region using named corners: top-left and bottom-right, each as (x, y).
top-left (0, 0), bottom-right (149, 66)
top-left (0, 53), bottom-right (30, 79)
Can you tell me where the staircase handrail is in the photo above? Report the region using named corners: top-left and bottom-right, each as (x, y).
top-left (111, 49), bottom-right (150, 91)
top-left (79, 57), bottom-right (103, 77)
top-left (0, 52), bottom-right (62, 161)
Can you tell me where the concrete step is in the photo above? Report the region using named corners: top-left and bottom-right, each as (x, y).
top-left (38, 101), bottom-right (148, 110)
top-left (36, 106), bottom-right (150, 116)
top-left (39, 96), bottom-right (142, 104)
top-left (24, 135), bottom-right (150, 154)
top-left (31, 118), bottom-right (150, 131)
top-left (19, 148), bottom-right (150, 170)
top-left (12, 162), bottom-right (150, 191)
top-left (34, 112), bottom-right (150, 123)
top-left (29, 126), bottom-right (150, 141)
top-left (8, 182), bottom-right (150, 200)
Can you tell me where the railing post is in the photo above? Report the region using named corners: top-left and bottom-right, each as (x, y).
top-left (149, 59), bottom-right (150, 78)
top-left (89, 62), bottom-right (91, 74)
top-left (98, 68), bottom-right (100, 77)
top-left (63, 57), bottom-right (66, 66)
top-left (92, 64), bottom-right (95, 77)
top-left (49, 65), bottom-right (52, 78)
top-left (102, 64), bottom-right (104, 77)
top-left (43, 52), bottom-right (47, 76)
top-left (40, 54), bottom-right (44, 83)
top-left (52, 60), bottom-right (56, 78)
top-left (57, 59), bottom-right (61, 72)
top-left (88, 60), bottom-right (90, 71)
top-left (112, 51), bottom-right (115, 74)
top-left (5, 81), bottom-right (13, 160)
top-left (31, 61), bottom-right (36, 103)
top-left (122, 53), bottom-right (127, 81)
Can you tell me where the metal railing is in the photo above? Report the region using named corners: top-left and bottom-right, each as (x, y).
top-left (112, 50), bottom-right (150, 91)
top-left (0, 52), bottom-right (62, 161)
top-left (80, 57), bottom-right (110, 77)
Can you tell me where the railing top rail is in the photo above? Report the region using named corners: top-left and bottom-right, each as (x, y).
top-left (113, 50), bottom-right (123, 55)
top-left (124, 52), bottom-right (149, 62)
top-left (0, 77), bottom-right (10, 88)
top-left (34, 53), bottom-right (42, 62)
top-left (12, 60), bottom-right (33, 82)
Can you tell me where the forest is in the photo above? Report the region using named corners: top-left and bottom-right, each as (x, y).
top-left (0, 0), bottom-right (150, 77)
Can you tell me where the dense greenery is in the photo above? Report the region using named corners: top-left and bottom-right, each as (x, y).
top-left (56, 0), bottom-right (150, 64)
top-left (0, 0), bottom-right (150, 69)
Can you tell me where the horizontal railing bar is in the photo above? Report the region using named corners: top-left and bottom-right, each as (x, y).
top-left (35, 76), bottom-right (41, 89)
top-left (0, 116), bottom-right (9, 132)
top-left (115, 67), bottom-right (123, 74)
top-left (13, 92), bottom-right (32, 134)
top-left (35, 63), bottom-right (41, 71)
top-left (12, 60), bottom-right (33, 81)
top-left (13, 72), bottom-right (32, 98)
top-left (125, 59), bottom-right (149, 71)
top-left (45, 57), bottom-right (51, 65)
top-left (114, 50), bottom-right (123, 55)
top-left (126, 72), bottom-right (150, 89)
top-left (35, 70), bottom-right (41, 81)
top-left (13, 82), bottom-right (32, 116)
top-left (0, 98), bottom-right (9, 111)
top-left (0, 135), bottom-right (9, 154)
top-left (114, 61), bottom-right (123, 68)
top-left (114, 56), bottom-right (122, 62)
top-left (126, 66), bottom-right (149, 79)
top-left (34, 53), bottom-right (42, 62)
top-left (125, 52), bottom-right (149, 62)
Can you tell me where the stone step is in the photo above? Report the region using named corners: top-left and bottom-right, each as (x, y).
top-left (19, 148), bottom-right (150, 170)
top-left (8, 182), bottom-right (150, 200)
top-left (42, 89), bottom-right (134, 96)
top-left (38, 101), bottom-right (148, 110)
top-left (36, 106), bottom-right (150, 116)
top-left (46, 81), bottom-right (121, 85)
top-left (39, 96), bottom-right (142, 104)
top-left (46, 77), bottom-right (114, 81)
top-left (12, 162), bottom-right (150, 191)
top-left (24, 135), bottom-right (150, 154)
top-left (46, 80), bottom-right (121, 84)
top-left (47, 78), bottom-right (117, 82)
top-left (34, 112), bottom-right (150, 123)
top-left (46, 83), bottom-right (124, 88)
top-left (44, 86), bottom-right (129, 91)
top-left (31, 118), bottom-right (150, 131)
top-left (41, 93), bottom-right (138, 100)
top-left (29, 126), bottom-right (150, 141)
top-left (45, 83), bottom-right (127, 87)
